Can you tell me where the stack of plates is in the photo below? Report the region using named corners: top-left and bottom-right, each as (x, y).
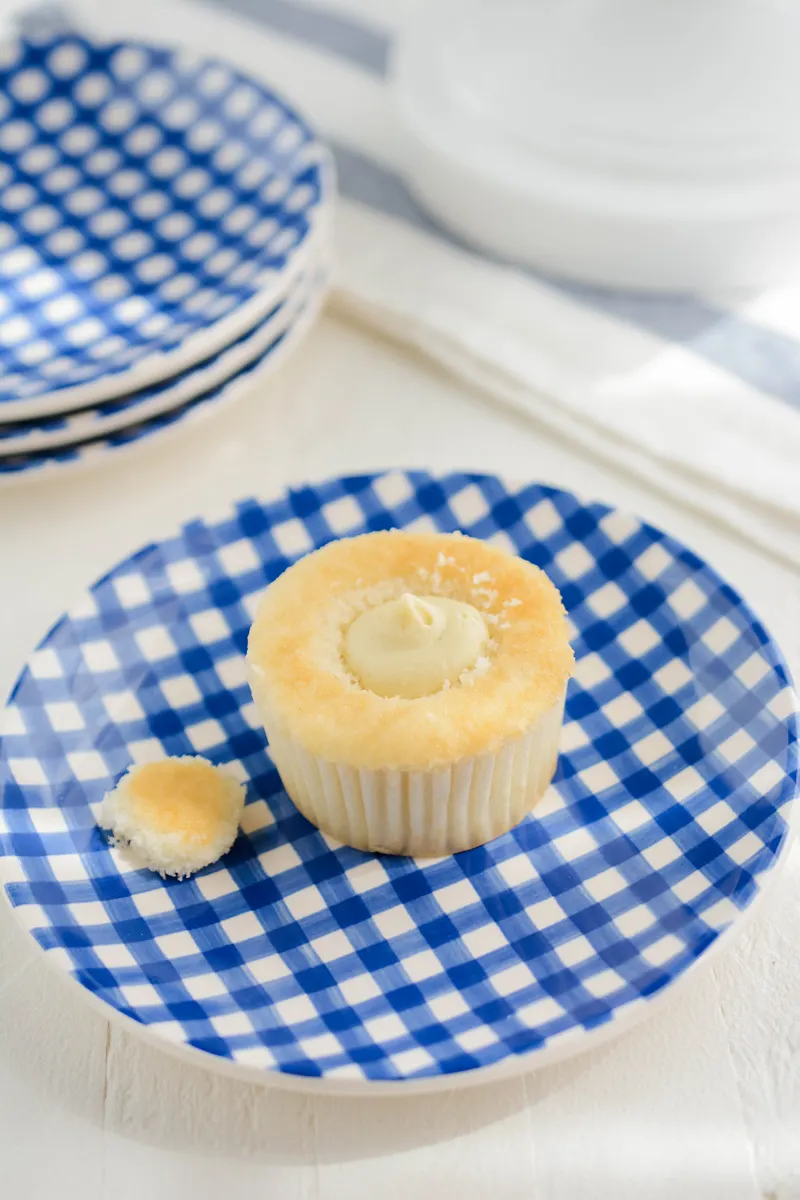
top-left (0, 30), bottom-right (333, 481)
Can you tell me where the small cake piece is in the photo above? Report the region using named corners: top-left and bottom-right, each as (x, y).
top-left (100, 756), bottom-right (245, 878)
top-left (247, 530), bottom-right (574, 856)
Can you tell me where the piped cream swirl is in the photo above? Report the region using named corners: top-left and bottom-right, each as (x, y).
top-left (344, 592), bottom-right (488, 699)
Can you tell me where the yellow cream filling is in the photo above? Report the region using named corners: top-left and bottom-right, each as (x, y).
top-left (343, 592), bottom-right (488, 699)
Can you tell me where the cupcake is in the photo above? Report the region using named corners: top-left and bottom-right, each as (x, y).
top-left (247, 531), bottom-right (573, 856)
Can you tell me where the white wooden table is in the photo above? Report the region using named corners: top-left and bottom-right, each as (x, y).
top-left (1, 310), bottom-right (798, 1199)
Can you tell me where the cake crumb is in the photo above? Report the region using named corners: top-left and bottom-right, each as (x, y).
top-left (99, 757), bottom-right (244, 879)
top-left (472, 571), bottom-right (493, 585)
top-left (458, 654), bottom-right (492, 688)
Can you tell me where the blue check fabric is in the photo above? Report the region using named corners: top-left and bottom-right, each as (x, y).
top-left (0, 473), bottom-right (796, 1084)
top-left (0, 32), bottom-right (328, 404)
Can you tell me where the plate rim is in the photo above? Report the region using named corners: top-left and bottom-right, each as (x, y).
top-left (0, 268), bottom-right (330, 482)
top-left (0, 248), bottom-right (327, 455)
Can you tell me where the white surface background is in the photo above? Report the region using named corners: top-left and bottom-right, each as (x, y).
top-left (1, 310), bottom-right (799, 1198)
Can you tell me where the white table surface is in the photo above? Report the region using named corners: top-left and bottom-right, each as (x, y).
top-left (1, 309), bottom-right (798, 1200)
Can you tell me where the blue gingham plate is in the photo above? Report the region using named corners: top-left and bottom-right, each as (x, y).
top-left (0, 472), bottom-right (796, 1093)
top-left (0, 253), bottom-right (324, 455)
top-left (0, 266), bottom-right (328, 482)
top-left (0, 31), bottom-right (331, 420)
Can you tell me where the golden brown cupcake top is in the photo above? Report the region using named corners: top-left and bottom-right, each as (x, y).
top-left (247, 530), bottom-right (574, 771)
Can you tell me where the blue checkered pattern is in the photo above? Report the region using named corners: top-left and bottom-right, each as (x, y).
top-left (0, 263), bottom-right (323, 456)
top-left (0, 32), bottom-right (330, 415)
top-left (0, 269), bottom-right (327, 480)
top-left (0, 472), bottom-right (796, 1086)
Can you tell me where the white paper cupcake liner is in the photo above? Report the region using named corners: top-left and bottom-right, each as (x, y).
top-left (257, 691), bottom-right (566, 856)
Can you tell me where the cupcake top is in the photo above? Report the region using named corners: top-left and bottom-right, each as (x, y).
top-left (247, 530), bottom-right (574, 771)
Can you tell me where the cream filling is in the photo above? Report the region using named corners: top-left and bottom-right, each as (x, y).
top-left (343, 592), bottom-right (489, 699)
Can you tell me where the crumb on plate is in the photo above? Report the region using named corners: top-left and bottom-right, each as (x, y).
top-left (99, 755), bottom-right (245, 879)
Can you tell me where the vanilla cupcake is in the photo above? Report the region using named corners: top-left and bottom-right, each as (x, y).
top-left (247, 531), bottom-right (573, 856)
